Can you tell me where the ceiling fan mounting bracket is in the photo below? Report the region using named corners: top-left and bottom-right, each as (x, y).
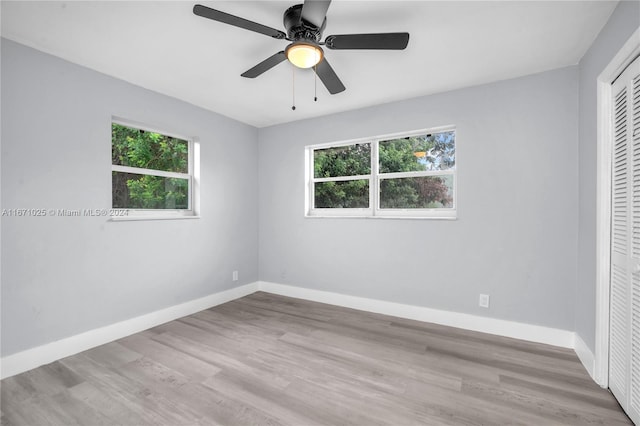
top-left (283, 4), bottom-right (325, 42)
top-left (324, 35), bottom-right (336, 49)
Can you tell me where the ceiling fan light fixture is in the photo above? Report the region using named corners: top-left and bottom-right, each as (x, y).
top-left (286, 42), bottom-right (323, 68)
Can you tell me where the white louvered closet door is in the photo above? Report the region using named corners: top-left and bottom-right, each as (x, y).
top-left (609, 55), bottom-right (640, 425)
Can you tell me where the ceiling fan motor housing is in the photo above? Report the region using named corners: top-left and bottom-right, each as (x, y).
top-left (283, 4), bottom-right (326, 42)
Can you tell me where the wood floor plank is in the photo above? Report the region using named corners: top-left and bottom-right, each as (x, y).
top-left (81, 341), bottom-right (142, 368)
top-left (67, 381), bottom-right (147, 425)
top-left (202, 371), bottom-right (336, 426)
top-left (461, 378), bottom-right (617, 425)
top-left (498, 374), bottom-right (628, 415)
top-left (61, 353), bottom-right (190, 425)
top-left (117, 332), bottom-right (222, 381)
top-left (140, 390), bottom-right (212, 426)
top-left (1, 292), bottom-right (633, 425)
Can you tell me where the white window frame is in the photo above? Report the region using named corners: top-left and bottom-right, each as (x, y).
top-left (111, 118), bottom-right (200, 220)
top-left (305, 126), bottom-right (456, 219)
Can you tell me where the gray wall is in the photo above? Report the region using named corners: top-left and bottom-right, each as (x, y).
top-left (1, 39), bottom-right (259, 356)
top-left (259, 67), bottom-right (579, 331)
top-left (576, 1), bottom-right (640, 352)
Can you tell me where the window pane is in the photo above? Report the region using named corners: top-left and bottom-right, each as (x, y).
top-left (380, 175), bottom-right (453, 209)
top-left (379, 131), bottom-right (455, 173)
top-left (112, 123), bottom-right (188, 173)
top-left (112, 172), bottom-right (189, 209)
top-left (314, 143), bottom-right (371, 178)
top-left (314, 180), bottom-right (369, 208)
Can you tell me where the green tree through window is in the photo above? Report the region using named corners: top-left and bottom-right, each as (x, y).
top-left (112, 123), bottom-right (191, 210)
top-left (314, 143), bottom-right (371, 208)
top-left (310, 130), bottom-right (455, 214)
top-left (379, 132), bottom-right (454, 209)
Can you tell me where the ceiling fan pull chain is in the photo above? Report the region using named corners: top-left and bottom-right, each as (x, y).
top-left (292, 66), bottom-right (296, 111)
top-left (314, 64), bottom-right (318, 102)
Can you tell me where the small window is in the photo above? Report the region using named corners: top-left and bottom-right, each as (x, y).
top-left (306, 128), bottom-right (456, 218)
top-left (111, 121), bottom-right (198, 218)
top-left (313, 143), bottom-right (372, 212)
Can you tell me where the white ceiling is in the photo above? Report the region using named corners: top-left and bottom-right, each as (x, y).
top-left (1, 1), bottom-right (618, 128)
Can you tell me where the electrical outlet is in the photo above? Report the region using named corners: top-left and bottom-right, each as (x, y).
top-left (232, 270), bottom-right (238, 281)
top-left (479, 294), bottom-right (490, 308)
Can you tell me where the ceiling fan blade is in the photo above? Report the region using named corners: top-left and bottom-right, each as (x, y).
top-left (241, 51), bottom-right (287, 78)
top-left (193, 4), bottom-right (286, 40)
top-left (325, 33), bottom-right (410, 50)
top-left (301, 0), bottom-right (331, 28)
top-left (314, 58), bottom-right (345, 94)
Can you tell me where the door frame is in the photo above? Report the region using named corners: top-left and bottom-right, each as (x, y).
top-left (595, 27), bottom-right (640, 388)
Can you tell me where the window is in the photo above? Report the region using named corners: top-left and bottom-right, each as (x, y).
top-left (306, 127), bottom-right (456, 218)
top-left (111, 120), bottom-right (199, 218)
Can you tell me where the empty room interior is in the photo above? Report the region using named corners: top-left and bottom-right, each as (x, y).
top-left (2, 0), bottom-right (640, 424)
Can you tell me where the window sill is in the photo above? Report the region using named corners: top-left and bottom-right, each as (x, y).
top-left (305, 214), bottom-right (457, 220)
top-left (110, 215), bottom-right (200, 222)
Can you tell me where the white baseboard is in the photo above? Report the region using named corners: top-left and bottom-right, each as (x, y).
top-left (257, 281), bottom-right (575, 349)
top-left (1, 280), bottom-right (581, 381)
top-left (574, 333), bottom-right (596, 380)
top-left (0, 282), bottom-right (259, 379)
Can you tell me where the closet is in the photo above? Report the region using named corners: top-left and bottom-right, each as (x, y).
top-left (610, 54), bottom-right (640, 425)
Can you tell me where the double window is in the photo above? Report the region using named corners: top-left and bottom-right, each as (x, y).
top-left (111, 120), bottom-right (198, 218)
top-left (307, 127), bottom-right (456, 218)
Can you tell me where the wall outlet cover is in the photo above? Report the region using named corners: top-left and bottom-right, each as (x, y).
top-left (479, 294), bottom-right (490, 308)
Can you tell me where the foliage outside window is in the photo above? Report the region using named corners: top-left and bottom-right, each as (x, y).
top-left (111, 121), bottom-right (197, 218)
top-left (307, 128), bottom-right (456, 218)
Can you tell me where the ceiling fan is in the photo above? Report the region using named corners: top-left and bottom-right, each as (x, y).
top-left (193, 1), bottom-right (410, 95)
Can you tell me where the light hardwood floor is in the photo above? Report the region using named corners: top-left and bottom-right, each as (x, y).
top-left (1, 292), bottom-right (633, 425)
